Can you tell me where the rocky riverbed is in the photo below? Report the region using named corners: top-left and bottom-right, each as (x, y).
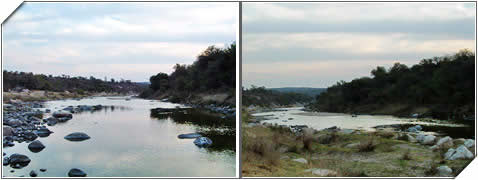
top-left (3, 96), bottom-right (235, 177)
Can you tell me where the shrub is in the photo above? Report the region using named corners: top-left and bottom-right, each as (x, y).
top-left (402, 150), bottom-right (412, 160)
top-left (358, 137), bottom-right (376, 152)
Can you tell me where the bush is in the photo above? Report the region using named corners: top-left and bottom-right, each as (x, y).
top-left (402, 150), bottom-right (412, 160)
top-left (358, 137), bottom-right (376, 152)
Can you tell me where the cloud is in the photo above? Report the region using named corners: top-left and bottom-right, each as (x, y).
top-left (3, 2), bottom-right (237, 82)
top-left (242, 2), bottom-right (475, 88)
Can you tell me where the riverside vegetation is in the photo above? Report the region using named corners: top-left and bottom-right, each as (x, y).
top-left (241, 50), bottom-right (475, 177)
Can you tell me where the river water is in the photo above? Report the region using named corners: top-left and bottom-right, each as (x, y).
top-left (3, 96), bottom-right (236, 177)
top-left (253, 107), bottom-right (473, 139)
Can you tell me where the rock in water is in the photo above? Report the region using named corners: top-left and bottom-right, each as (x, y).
top-left (39, 168), bottom-right (47, 172)
top-left (193, 137), bottom-right (213, 147)
top-left (178, 133), bottom-right (202, 139)
top-left (436, 166), bottom-right (453, 176)
top-left (28, 140), bottom-right (46, 153)
top-left (8, 154), bottom-right (31, 168)
top-left (64, 132), bottom-right (90, 141)
top-left (68, 168), bottom-right (87, 177)
top-left (30, 170), bottom-right (38, 177)
top-left (3, 157), bottom-right (10, 166)
top-left (52, 110), bottom-right (72, 119)
top-left (34, 128), bottom-right (53, 138)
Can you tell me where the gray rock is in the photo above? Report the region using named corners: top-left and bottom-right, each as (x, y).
top-left (420, 135), bottom-right (436, 145)
top-left (52, 110), bottom-right (72, 119)
top-left (3, 126), bottom-right (15, 136)
top-left (436, 136), bottom-right (454, 148)
top-left (34, 128), bottom-right (52, 137)
top-left (292, 158), bottom-right (307, 164)
top-left (436, 166), bottom-right (453, 176)
top-left (8, 154), bottom-right (31, 168)
top-left (178, 133), bottom-right (202, 139)
top-left (29, 170), bottom-right (37, 177)
top-left (464, 139), bottom-right (475, 148)
top-left (68, 168), bottom-right (87, 177)
top-left (64, 132), bottom-right (90, 141)
top-left (3, 157), bottom-right (10, 166)
top-left (445, 145), bottom-right (474, 160)
top-left (407, 125), bottom-right (422, 132)
top-left (39, 168), bottom-right (47, 172)
top-left (304, 168), bottom-right (337, 176)
top-left (193, 137), bottom-right (213, 147)
top-left (28, 140), bottom-right (45, 153)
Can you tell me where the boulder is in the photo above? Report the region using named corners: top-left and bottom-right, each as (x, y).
top-left (419, 135), bottom-right (436, 145)
top-left (52, 110), bottom-right (72, 119)
top-left (292, 158), bottom-right (308, 164)
top-left (3, 157), bottom-right (10, 166)
top-left (436, 136), bottom-right (454, 148)
top-left (28, 140), bottom-right (45, 153)
top-left (40, 168), bottom-right (47, 172)
top-left (68, 168), bottom-right (87, 177)
top-left (193, 137), bottom-right (213, 147)
top-left (436, 166), bottom-right (452, 176)
top-left (178, 133), bottom-right (202, 139)
top-left (464, 139), bottom-right (475, 148)
top-left (444, 145), bottom-right (474, 160)
top-left (23, 131), bottom-right (38, 141)
top-left (34, 128), bottom-right (52, 137)
top-left (45, 117), bottom-right (58, 126)
top-left (64, 132), bottom-right (90, 141)
top-left (30, 170), bottom-right (38, 177)
top-left (3, 126), bottom-right (15, 136)
top-left (416, 134), bottom-right (426, 142)
top-left (407, 125), bottom-right (422, 132)
top-left (8, 153), bottom-right (31, 168)
top-left (6, 119), bottom-right (22, 127)
top-left (304, 168), bottom-right (337, 176)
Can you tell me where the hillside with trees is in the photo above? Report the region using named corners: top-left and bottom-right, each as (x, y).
top-left (308, 49), bottom-right (475, 121)
top-left (268, 87), bottom-right (326, 97)
top-left (242, 86), bottom-right (312, 107)
top-left (3, 71), bottom-right (146, 94)
top-left (139, 43), bottom-right (236, 106)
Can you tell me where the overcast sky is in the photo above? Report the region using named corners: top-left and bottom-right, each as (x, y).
top-left (3, 2), bottom-right (237, 82)
top-left (242, 2), bottom-right (476, 88)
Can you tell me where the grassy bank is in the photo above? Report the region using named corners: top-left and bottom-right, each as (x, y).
top-left (241, 110), bottom-right (473, 177)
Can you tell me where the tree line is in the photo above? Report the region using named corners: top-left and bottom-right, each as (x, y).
top-left (3, 71), bottom-right (146, 94)
top-left (308, 49), bottom-right (475, 121)
top-left (140, 43), bottom-right (236, 103)
top-left (242, 85), bottom-right (312, 107)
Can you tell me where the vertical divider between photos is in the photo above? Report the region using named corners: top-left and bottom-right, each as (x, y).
top-left (237, 1), bottom-right (243, 178)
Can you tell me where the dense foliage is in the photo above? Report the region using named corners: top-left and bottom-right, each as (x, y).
top-left (309, 49), bottom-right (475, 120)
top-left (269, 87), bottom-right (326, 97)
top-left (3, 71), bottom-right (146, 93)
top-left (242, 86), bottom-right (312, 107)
top-left (140, 43), bottom-right (236, 101)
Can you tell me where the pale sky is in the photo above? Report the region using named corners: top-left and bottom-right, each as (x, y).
top-left (242, 2), bottom-right (476, 88)
top-left (3, 2), bottom-right (237, 82)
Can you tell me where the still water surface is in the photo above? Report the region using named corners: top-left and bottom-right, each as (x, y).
top-left (254, 107), bottom-right (473, 138)
top-left (3, 96), bottom-right (236, 177)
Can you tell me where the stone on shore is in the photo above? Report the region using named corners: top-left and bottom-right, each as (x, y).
top-left (435, 136), bottom-right (454, 148)
top-left (292, 158), bottom-right (308, 164)
top-left (64, 132), bottom-right (90, 141)
top-left (68, 168), bottom-right (87, 177)
top-left (178, 133), bottom-right (202, 139)
top-left (407, 125), bottom-right (422, 132)
top-left (3, 126), bottom-right (15, 136)
top-left (444, 145), bottom-right (474, 160)
top-left (464, 139), bottom-right (475, 148)
top-left (436, 166), bottom-right (453, 176)
top-left (418, 134), bottom-right (436, 145)
top-left (28, 140), bottom-right (45, 153)
top-left (304, 168), bottom-right (337, 176)
top-left (193, 137), bottom-right (213, 147)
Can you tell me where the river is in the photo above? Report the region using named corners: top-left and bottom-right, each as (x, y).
top-left (252, 107), bottom-right (474, 139)
top-left (3, 96), bottom-right (236, 177)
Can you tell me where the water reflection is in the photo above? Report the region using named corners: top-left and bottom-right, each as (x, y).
top-left (150, 108), bottom-right (236, 152)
